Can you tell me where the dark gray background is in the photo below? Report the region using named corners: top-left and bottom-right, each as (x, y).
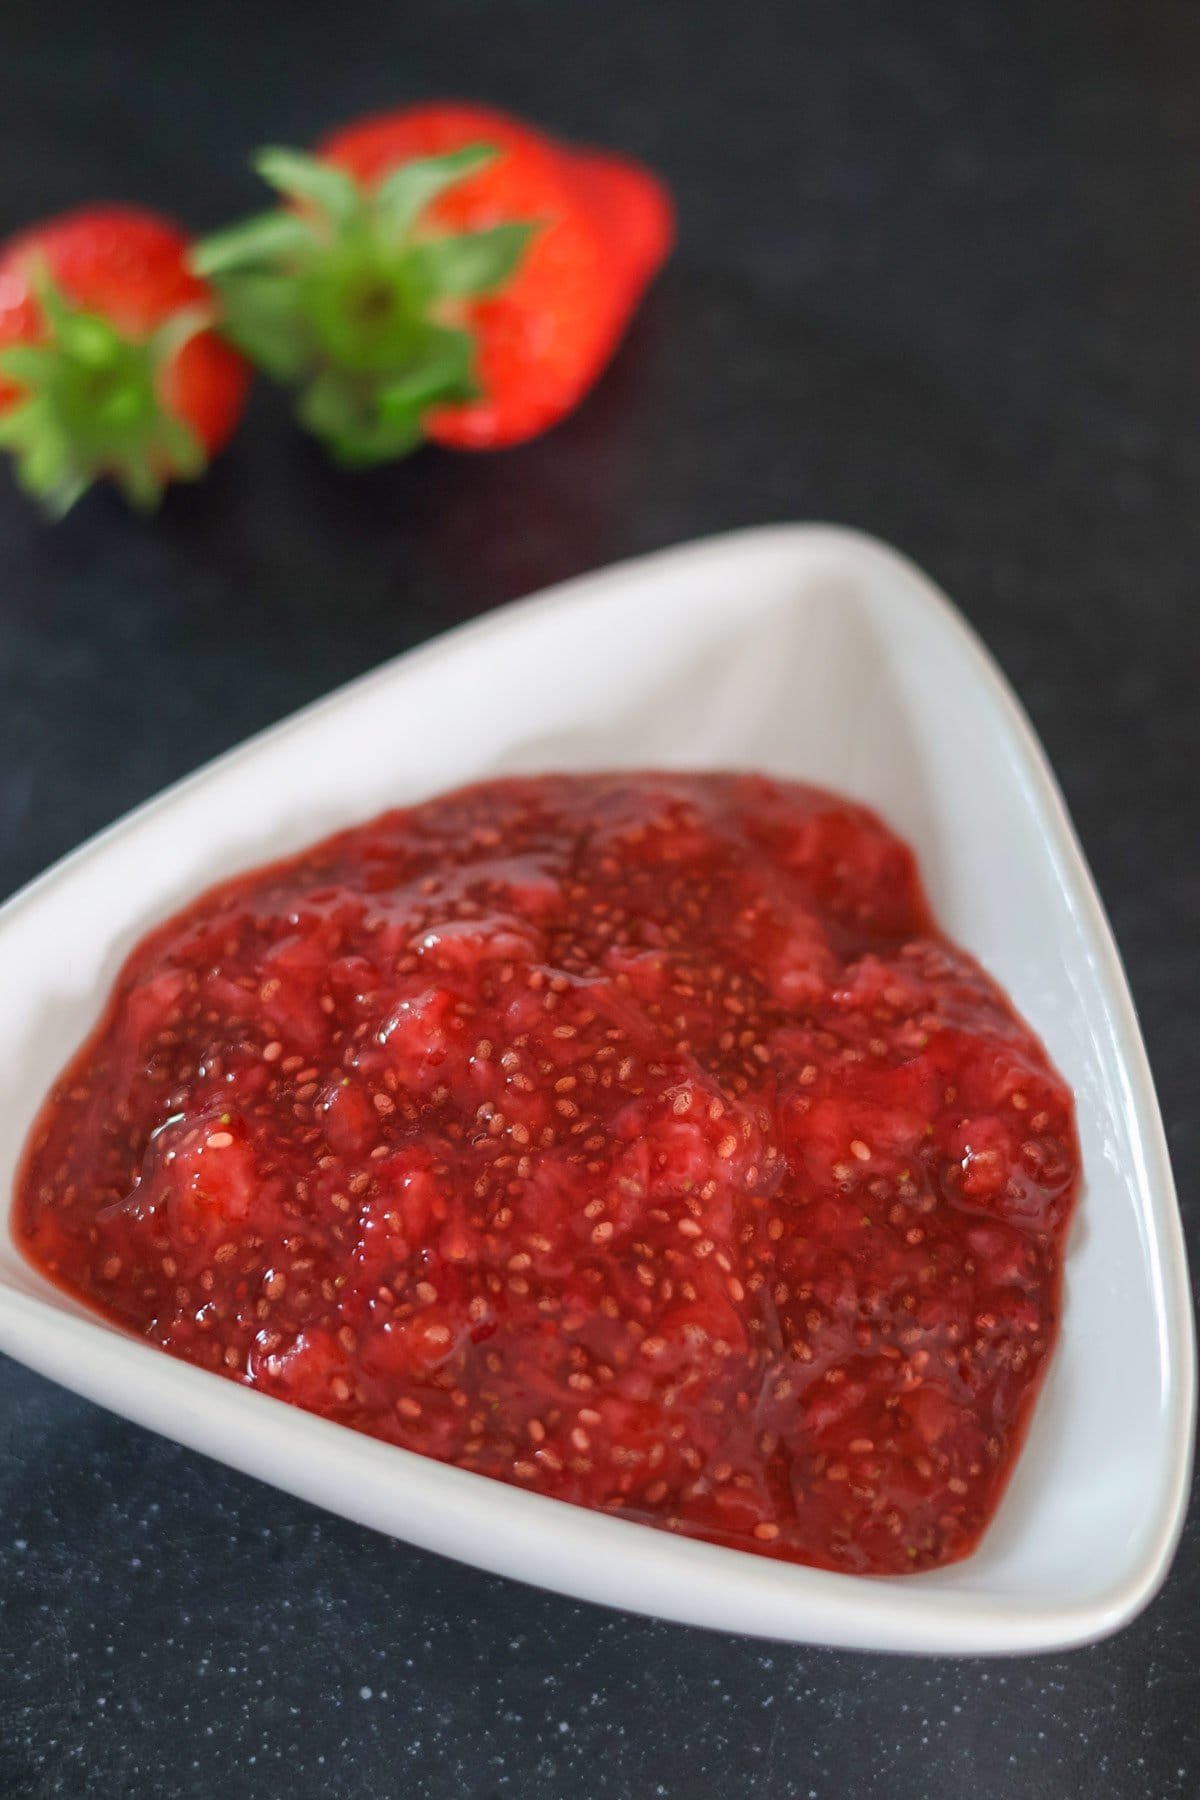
top-left (1, 1), bottom-right (1197, 1795)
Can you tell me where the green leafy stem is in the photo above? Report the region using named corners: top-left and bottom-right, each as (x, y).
top-left (192, 142), bottom-right (539, 465)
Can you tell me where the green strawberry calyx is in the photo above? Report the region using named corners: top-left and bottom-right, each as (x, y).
top-left (0, 263), bottom-right (210, 515)
top-left (192, 143), bottom-right (538, 466)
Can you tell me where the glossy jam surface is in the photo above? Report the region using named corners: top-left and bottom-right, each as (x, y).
top-left (16, 773), bottom-right (1080, 1575)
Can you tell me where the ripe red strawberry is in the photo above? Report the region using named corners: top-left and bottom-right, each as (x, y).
top-left (193, 102), bottom-right (673, 461)
top-left (0, 206), bottom-right (250, 513)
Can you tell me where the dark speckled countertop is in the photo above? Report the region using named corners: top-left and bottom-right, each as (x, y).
top-left (1, 2), bottom-right (1197, 1794)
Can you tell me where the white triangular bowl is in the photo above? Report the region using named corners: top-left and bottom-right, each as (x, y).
top-left (0, 525), bottom-right (1191, 1653)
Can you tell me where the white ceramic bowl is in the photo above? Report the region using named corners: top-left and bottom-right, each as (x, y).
top-left (0, 525), bottom-right (1191, 1653)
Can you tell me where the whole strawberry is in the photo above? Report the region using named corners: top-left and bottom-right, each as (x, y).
top-left (0, 206), bottom-right (250, 514)
top-left (194, 102), bottom-right (673, 462)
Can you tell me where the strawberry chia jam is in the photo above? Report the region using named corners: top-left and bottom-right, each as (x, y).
top-left (16, 773), bottom-right (1080, 1575)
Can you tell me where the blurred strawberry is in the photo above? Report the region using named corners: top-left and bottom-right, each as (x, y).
top-left (193, 102), bottom-right (673, 462)
top-left (0, 206), bottom-right (250, 513)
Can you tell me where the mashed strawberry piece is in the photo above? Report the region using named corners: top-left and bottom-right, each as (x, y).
top-left (15, 773), bottom-right (1080, 1574)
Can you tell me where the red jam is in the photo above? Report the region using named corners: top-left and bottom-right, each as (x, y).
top-left (16, 774), bottom-right (1080, 1575)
